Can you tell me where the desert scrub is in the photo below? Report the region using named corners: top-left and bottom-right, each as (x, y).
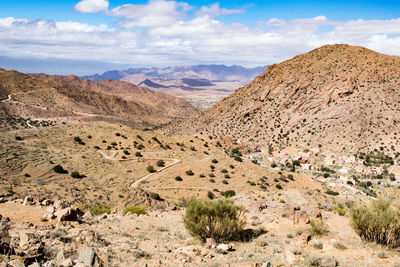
top-left (89, 203), bottom-right (110, 215)
top-left (185, 170), bottom-right (194, 176)
top-left (309, 218), bottom-right (328, 236)
top-left (183, 199), bottom-right (246, 242)
top-left (70, 171), bottom-right (83, 178)
top-left (146, 165), bottom-right (156, 173)
top-left (350, 199), bottom-right (400, 248)
top-left (122, 206), bottom-right (146, 215)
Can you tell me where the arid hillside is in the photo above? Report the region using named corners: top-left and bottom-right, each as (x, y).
top-left (30, 74), bottom-right (197, 118)
top-left (167, 44), bottom-right (400, 155)
top-left (0, 69), bottom-right (197, 130)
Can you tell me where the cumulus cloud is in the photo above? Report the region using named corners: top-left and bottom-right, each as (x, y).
top-left (196, 3), bottom-right (244, 18)
top-left (74, 0), bottom-right (108, 13)
top-left (2, 7), bottom-right (400, 69)
top-left (108, 0), bottom-right (191, 28)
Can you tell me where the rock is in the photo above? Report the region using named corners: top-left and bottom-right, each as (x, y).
top-left (205, 238), bottom-right (217, 249)
top-left (55, 207), bottom-right (79, 222)
top-left (13, 230), bottom-right (44, 259)
top-left (166, 205), bottom-right (177, 211)
top-left (41, 199), bottom-right (53, 206)
top-left (0, 217), bottom-right (12, 254)
top-left (299, 233), bottom-right (311, 244)
top-left (61, 258), bottom-right (73, 267)
top-left (27, 263), bottom-right (40, 267)
top-left (294, 210), bottom-right (310, 224)
top-left (43, 261), bottom-right (56, 267)
top-left (54, 200), bottom-right (70, 210)
top-left (0, 197), bottom-right (6, 203)
top-left (57, 250), bottom-right (66, 263)
top-left (78, 247), bottom-right (99, 267)
top-left (285, 250), bottom-right (296, 265)
top-left (261, 262), bottom-right (272, 267)
top-left (23, 195), bottom-right (34, 206)
top-left (46, 206), bottom-right (55, 214)
top-left (8, 260), bottom-right (25, 267)
top-left (216, 243), bottom-right (234, 253)
top-left (320, 256), bottom-right (338, 267)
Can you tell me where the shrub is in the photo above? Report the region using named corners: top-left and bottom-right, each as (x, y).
top-left (156, 160), bottom-right (165, 167)
top-left (150, 192), bottom-right (161, 200)
top-left (123, 206), bottom-right (146, 215)
top-left (221, 169), bottom-right (228, 173)
top-left (350, 199), bottom-right (400, 248)
top-left (183, 199), bottom-right (246, 242)
top-left (175, 176), bottom-right (183, 181)
top-left (234, 156), bottom-right (243, 162)
top-left (222, 180), bottom-right (229, 184)
top-left (123, 150), bottom-right (130, 155)
top-left (276, 184), bottom-right (283, 190)
top-left (71, 171), bottom-right (83, 178)
top-left (309, 218), bottom-right (328, 236)
top-left (15, 136), bottom-right (23, 141)
top-left (207, 191), bottom-right (215, 199)
top-left (147, 165), bottom-right (156, 173)
top-left (185, 170), bottom-right (194, 176)
top-left (53, 164), bottom-right (67, 174)
top-left (224, 190), bottom-right (236, 198)
top-left (325, 189), bottom-right (339, 196)
top-left (135, 151), bottom-right (142, 157)
top-left (89, 203), bottom-right (110, 215)
top-left (73, 136), bottom-right (85, 145)
top-left (212, 159), bottom-right (218, 164)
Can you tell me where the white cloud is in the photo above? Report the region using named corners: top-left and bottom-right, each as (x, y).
top-left (74, 0), bottom-right (108, 13)
top-left (2, 10), bottom-right (400, 69)
top-left (196, 3), bottom-right (244, 18)
top-left (108, 0), bottom-right (191, 28)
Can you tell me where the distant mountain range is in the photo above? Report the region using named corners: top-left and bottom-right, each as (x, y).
top-left (81, 65), bottom-right (267, 109)
top-left (81, 65), bottom-right (267, 83)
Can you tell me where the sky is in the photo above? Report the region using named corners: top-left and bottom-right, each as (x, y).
top-left (1, 0), bottom-right (400, 75)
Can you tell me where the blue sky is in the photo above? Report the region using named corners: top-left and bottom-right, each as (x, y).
top-left (1, 0), bottom-right (400, 74)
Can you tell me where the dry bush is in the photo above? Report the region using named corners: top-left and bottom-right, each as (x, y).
top-left (350, 199), bottom-right (400, 248)
top-left (183, 199), bottom-right (246, 242)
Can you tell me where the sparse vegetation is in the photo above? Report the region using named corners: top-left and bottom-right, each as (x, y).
top-left (183, 199), bottom-right (246, 242)
top-left (350, 199), bottom-right (400, 248)
top-left (122, 206), bottom-right (146, 215)
top-left (53, 164), bottom-right (68, 174)
top-left (89, 203), bottom-right (111, 215)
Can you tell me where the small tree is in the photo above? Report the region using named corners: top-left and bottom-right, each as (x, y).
top-left (147, 165), bottom-right (156, 173)
top-left (157, 160), bottom-right (165, 167)
top-left (183, 199), bottom-right (246, 242)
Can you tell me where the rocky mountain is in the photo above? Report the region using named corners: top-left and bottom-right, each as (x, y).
top-left (82, 65), bottom-right (267, 83)
top-left (0, 69), bottom-right (197, 130)
top-left (167, 44), bottom-right (400, 154)
top-left (81, 65), bottom-right (267, 109)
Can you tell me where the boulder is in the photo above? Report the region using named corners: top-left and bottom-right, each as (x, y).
top-left (55, 208), bottom-right (79, 222)
top-left (23, 195), bottom-right (34, 206)
top-left (205, 238), bottom-right (217, 249)
top-left (54, 200), bottom-right (70, 210)
top-left (320, 256), bottom-right (338, 267)
top-left (216, 243), bottom-right (234, 253)
top-left (8, 260), bottom-right (25, 267)
top-left (78, 247), bottom-right (99, 267)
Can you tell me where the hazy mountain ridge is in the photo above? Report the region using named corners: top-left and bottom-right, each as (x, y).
top-left (81, 64), bottom-right (267, 83)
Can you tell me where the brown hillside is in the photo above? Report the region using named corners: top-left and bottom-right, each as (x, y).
top-left (167, 44), bottom-right (400, 154)
top-left (30, 74), bottom-right (197, 118)
top-left (0, 69), bottom-right (196, 129)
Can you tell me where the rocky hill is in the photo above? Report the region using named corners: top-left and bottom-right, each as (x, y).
top-left (167, 44), bottom-right (400, 154)
top-left (0, 69), bottom-right (197, 130)
top-left (30, 74), bottom-right (197, 118)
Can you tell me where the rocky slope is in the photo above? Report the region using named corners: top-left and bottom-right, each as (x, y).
top-left (167, 44), bottom-right (400, 154)
top-left (0, 69), bottom-right (196, 129)
top-left (30, 74), bottom-right (197, 118)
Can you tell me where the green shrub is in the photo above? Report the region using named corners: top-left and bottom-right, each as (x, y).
top-left (325, 189), bottom-right (339, 196)
top-left (207, 191), bottom-right (215, 199)
top-left (350, 199), bottom-right (400, 248)
top-left (212, 159), bottom-right (218, 164)
top-left (175, 176), bottom-right (183, 181)
top-left (185, 170), bottom-right (194, 176)
top-left (183, 199), bottom-right (246, 242)
top-left (156, 160), bottom-right (165, 167)
top-left (123, 206), bottom-right (146, 215)
top-left (150, 192), bottom-right (161, 200)
top-left (224, 190), bottom-right (236, 198)
top-left (89, 203), bottom-right (110, 215)
top-left (147, 165), bottom-right (156, 173)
